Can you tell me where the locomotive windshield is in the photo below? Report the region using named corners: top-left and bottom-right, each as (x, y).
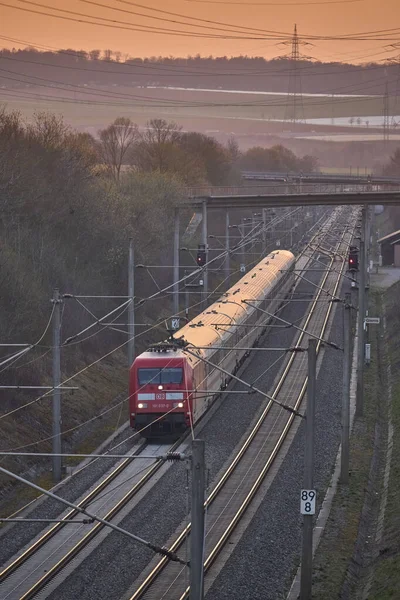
top-left (138, 368), bottom-right (183, 385)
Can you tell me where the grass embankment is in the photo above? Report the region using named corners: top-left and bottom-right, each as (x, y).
top-left (311, 290), bottom-right (385, 599)
top-left (0, 353), bottom-right (128, 518)
top-left (368, 283), bottom-right (400, 599)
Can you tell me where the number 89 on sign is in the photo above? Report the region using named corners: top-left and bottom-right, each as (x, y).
top-left (300, 489), bottom-right (316, 515)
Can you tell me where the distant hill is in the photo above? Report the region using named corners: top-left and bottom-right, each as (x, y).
top-left (0, 48), bottom-right (398, 95)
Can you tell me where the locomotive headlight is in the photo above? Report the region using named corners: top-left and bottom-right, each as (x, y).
top-left (158, 385), bottom-right (163, 390)
top-left (138, 403), bottom-right (147, 409)
top-left (178, 402), bottom-right (184, 408)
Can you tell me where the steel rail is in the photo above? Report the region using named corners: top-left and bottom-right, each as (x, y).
top-left (0, 441), bottom-right (148, 582)
top-left (180, 225), bottom-right (350, 598)
top-left (128, 210), bottom-right (354, 600)
top-left (0, 209), bottom-right (337, 598)
top-left (6, 438), bottom-right (187, 600)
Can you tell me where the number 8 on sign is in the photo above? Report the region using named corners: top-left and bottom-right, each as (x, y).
top-left (300, 489), bottom-right (316, 515)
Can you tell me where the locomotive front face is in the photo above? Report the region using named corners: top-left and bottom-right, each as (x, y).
top-left (129, 353), bottom-right (193, 437)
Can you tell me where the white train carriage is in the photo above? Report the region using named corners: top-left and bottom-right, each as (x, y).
top-left (130, 250), bottom-right (295, 435)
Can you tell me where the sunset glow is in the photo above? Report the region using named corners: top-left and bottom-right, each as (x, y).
top-left (1, 0), bottom-right (399, 62)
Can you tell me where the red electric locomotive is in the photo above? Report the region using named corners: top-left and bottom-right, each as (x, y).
top-left (129, 249), bottom-right (295, 438)
top-left (129, 349), bottom-right (193, 435)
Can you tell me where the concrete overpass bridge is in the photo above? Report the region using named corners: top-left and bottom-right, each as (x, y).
top-left (183, 189), bottom-right (400, 210)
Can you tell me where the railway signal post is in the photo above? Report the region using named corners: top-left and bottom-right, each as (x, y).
top-left (300, 338), bottom-right (317, 600)
top-left (52, 288), bottom-right (62, 483)
top-left (190, 439), bottom-right (206, 600)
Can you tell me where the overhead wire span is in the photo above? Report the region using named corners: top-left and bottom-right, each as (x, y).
top-left (241, 298), bottom-right (342, 349)
top-left (3, 2), bottom-right (400, 41)
top-left (0, 76), bottom-right (395, 112)
top-left (2, 0), bottom-right (270, 39)
top-left (0, 464), bottom-right (189, 565)
top-left (0, 451), bottom-right (185, 460)
top-left (0, 303), bottom-right (55, 370)
top-left (185, 0), bottom-right (363, 4)
top-left (0, 207), bottom-right (313, 423)
top-left (1, 41), bottom-right (398, 80)
top-left (178, 343), bottom-right (304, 417)
top-left (0, 366), bottom-right (180, 452)
top-left (3, 210), bottom-right (330, 496)
top-left (82, 0), bottom-right (272, 37)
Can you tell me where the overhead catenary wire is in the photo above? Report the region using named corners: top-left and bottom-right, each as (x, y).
top-left (0, 464), bottom-right (188, 564)
top-left (82, 0), bottom-right (273, 37)
top-left (0, 0), bottom-right (274, 39)
top-left (185, 0), bottom-right (363, 4)
top-left (4, 3), bottom-right (400, 41)
top-left (0, 303), bottom-right (55, 369)
top-left (178, 343), bottom-right (304, 417)
top-left (0, 207), bottom-right (330, 526)
top-left (0, 207), bottom-right (315, 424)
top-left (0, 62), bottom-right (397, 110)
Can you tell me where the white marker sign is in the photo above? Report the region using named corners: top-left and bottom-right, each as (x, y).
top-left (171, 318), bottom-right (180, 330)
top-left (364, 317), bottom-right (380, 325)
top-left (300, 489), bottom-right (316, 515)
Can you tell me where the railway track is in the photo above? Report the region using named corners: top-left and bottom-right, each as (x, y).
top-left (0, 207), bottom-right (347, 600)
top-left (0, 442), bottom-right (177, 600)
top-left (127, 208), bottom-right (356, 600)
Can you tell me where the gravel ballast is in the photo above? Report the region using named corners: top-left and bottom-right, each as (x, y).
top-left (43, 260), bottom-right (337, 600)
top-left (0, 425), bottom-right (143, 566)
top-left (205, 289), bottom-right (346, 600)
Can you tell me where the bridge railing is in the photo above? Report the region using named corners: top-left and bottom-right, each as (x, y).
top-left (187, 183), bottom-right (400, 198)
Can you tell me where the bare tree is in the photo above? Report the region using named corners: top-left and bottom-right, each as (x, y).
top-left (27, 112), bottom-right (69, 150)
top-left (98, 117), bottom-right (138, 182)
top-left (134, 119), bottom-right (182, 173)
top-left (89, 49), bottom-right (101, 61)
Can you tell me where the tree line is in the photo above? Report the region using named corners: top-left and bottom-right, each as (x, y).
top-left (0, 108), bottom-right (317, 472)
top-left (1, 47), bottom-right (399, 95)
top-left (0, 108), bottom-right (317, 355)
top-left (97, 116), bottom-right (318, 183)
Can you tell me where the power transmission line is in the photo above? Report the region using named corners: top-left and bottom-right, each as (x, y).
top-left (278, 24), bottom-right (313, 124)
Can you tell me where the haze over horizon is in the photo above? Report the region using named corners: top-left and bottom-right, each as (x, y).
top-left (1, 0), bottom-right (400, 64)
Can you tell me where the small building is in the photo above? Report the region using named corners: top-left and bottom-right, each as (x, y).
top-left (378, 229), bottom-right (400, 266)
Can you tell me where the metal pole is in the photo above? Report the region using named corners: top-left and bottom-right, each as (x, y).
top-left (190, 439), bottom-right (205, 600)
top-left (240, 219), bottom-right (246, 270)
top-left (173, 208), bottom-right (180, 316)
top-left (185, 270), bottom-right (190, 318)
top-left (340, 293), bottom-right (351, 484)
top-left (52, 289), bottom-right (62, 483)
top-left (251, 213), bottom-right (256, 262)
top-left (356, 208), bottom-right (366, 417)
top-left (300, 338), bottom-right (317, 600)
top-left (225, 210), bottom-right (230, 286)
top-left (128, 239), bottom-right (135, 367)
top-left (202, 201), bottom-right (208, 308)
top-left (262, 208), bottom-right (267, 255)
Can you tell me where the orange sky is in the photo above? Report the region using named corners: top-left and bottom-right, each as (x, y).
top-left (1, 0), bottom-right (400, 63)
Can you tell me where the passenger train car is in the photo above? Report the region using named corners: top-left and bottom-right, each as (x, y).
top-left (129, 250), bottom-right (295, 436)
